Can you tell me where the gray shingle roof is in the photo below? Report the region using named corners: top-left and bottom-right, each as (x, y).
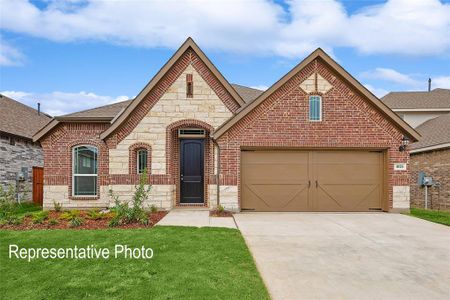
top-left (61, 99), bottom-right (133, 119)
top-left (410, 113), bottom-right (450, 150)
top-left (57, 84), bottom-right (263, 120)
top-left (0, 94), bottom-right (52, 139)
top-left (381, 88), bottom-right (450, 110)
top-left (231, 84), bottom-right (264, 103)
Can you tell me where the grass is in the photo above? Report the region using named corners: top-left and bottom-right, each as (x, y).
top-left (409, 208), bottom-right (450, 226)
top-left (11, 202), bottom-right (42, 216)
top-left (0, 227), bottom-right (269, 300)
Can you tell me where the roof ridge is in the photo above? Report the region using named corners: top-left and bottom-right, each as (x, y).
top-left (61, 98), bottom-right (133, 117)
top-left (0, 94), bottom-right (51, 118)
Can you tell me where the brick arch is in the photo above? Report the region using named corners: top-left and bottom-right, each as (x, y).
top-left (68, 140), bottom-right (105, 200)
top-left (128, 142), bottom-right (152, 175)
top-left (166, 119), bottom-right (214, 206)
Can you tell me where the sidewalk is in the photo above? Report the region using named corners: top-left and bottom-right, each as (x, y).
top-left (156, 210), bottom-right (237, 229)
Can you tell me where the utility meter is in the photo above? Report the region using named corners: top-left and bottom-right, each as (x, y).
top-left (422, 176), bottom-right (433, 186)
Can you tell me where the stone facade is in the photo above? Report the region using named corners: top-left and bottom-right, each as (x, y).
top-left (410, 149), bottom-right (450, 210)
top-left (0, 133), bottom-right (43, 201)
top-left (40, 48), bottom-right (240, 210)
top-left (109, 64), bottom-right (232, 175)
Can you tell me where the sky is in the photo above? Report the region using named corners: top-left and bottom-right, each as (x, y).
top-left (0, 0), bottom-right (449, 116)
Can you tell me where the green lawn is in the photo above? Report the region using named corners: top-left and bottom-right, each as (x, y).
top-left (0, 227), bottom-right (268, 300)
top-left (409, 208), bottom-right (450, 226)
top-left (13, 202), bottom-right (42, 216)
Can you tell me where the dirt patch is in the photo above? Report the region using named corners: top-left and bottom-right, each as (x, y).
top-left (209, 210), bottom-right (233, 217)
top-left (0, 211), bottom-right (168, 231)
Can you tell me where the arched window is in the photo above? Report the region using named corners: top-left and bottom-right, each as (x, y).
top-left (73, 145), bottom-right (98, 196)
top-left (137, 149), bottom-right (148, 174)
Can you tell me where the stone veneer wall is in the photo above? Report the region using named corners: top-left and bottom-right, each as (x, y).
top-left (410, 149), bottom-right (450, 211)
top-left (109, 64), bottom-right (232, 175)
top-left (0, 133), bottom-right (43, 201)
top-left (40, 48), bottom-right (240, 210)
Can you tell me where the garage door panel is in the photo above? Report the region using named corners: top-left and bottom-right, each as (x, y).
top-left (315, 184), bottom-right (381, 211)
top-left (241, 150), bottom-right (383, 212)
top-left (242, 183), bottom-right (309, 211)
top-left (241, 151), bottom-right (309, 211)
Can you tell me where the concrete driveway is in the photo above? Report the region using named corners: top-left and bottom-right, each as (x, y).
top-left (234, 213), bottom-right (450, 300)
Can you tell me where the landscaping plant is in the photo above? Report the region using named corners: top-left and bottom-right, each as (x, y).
top-left (31, 211), bottom-right (49, 224)
top-left (53, 201), bottom-right (62, 212)
top-left (0, 184), bottom-right (17, 219)
top-left (109, 169), bottom-right (151, 227)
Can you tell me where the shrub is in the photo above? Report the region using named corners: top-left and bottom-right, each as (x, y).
top-left (48, 218), bottom-right (58, 225)
top-left (32, 211), bottom-right (49, 224)
top-left (69, 217), bottom-right (83, 227)
top-left (0, 215), bottom-right (24, 225)
top-left (109, 169), bottom-right (151, 226)
top-left (53, 201), bottom-right (62, 212)
top-left (217, 205), bottom-right (225, 213)
top-left (150, 205), bottom-right (158, 213)
top-left (60, 210), bottom-right (80, 221)
top-left (0, 185), bottom-right (17, 219)
top-left (87, 209), bottom-right (102, 220)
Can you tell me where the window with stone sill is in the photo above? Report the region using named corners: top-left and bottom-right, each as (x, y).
top-left (72, 145), bottom-right (98, 196)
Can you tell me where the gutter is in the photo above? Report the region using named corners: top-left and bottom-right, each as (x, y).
top-left (211, 138), bottom-right (221, 208)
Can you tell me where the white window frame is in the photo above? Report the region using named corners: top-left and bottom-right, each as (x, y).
top-left (72, 145), bottom-right (98, 197)
top-left (309, 95), bottom-right (322, 122)
top-left (136, 149), bottom-right (148, 174)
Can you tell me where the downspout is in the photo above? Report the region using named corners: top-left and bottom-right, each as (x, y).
top-left (211, 138), bottom-right (220, 208)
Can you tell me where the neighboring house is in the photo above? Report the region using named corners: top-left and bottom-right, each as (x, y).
top-left (381, 88), bottom-right (450, 128)
top-left (409, 114), bottom-right (450, 210)
top-left (33, 38), bottom-right (419, 212)
top-left (0, 94), bottom-right (51, 201)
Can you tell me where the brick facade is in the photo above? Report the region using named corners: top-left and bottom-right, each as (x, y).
top-left (40, 47), bottom-right (238, 210)
top-left (410, 149), bottom-right (450, 210)
top-left (215, 58), bottom-right (410, 211)
top-left (39, 45), bottom-right (412, 212)
top-left (0, 133), bottom-right (43, 201)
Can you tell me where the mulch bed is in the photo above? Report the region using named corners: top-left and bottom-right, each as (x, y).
top-left (209, 210), bottom-right (233, 217)
top-left (0, 211), bottom-right (168, 230)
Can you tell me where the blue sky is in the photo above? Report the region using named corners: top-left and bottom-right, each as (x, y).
top-left (1, 0), bottom-right (449, 116)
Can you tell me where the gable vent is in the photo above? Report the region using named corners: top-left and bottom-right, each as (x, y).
top-left (178, 128), bottom-right (206, 139)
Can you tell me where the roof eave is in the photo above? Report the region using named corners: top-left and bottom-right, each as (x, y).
top-left (410, 142), bottom-right (450, 154)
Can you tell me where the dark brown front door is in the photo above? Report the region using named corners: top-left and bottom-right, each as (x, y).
top-left (180, 139), bottom-right (204, 204)
top-left (32, 166), bottom-right (44, 205)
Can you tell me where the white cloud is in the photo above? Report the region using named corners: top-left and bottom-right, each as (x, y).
top-left (432, 76), bottom-right (450, 89)
top-left (361, 68), bottom-right (420, 87)
top-left (0, 0), bottom-right (449, 58)
top-left (0, 35), bottom-right (25, 66)
top-left (1, 90), bottom-right (129, 116)
top-left (250, 85), bottom-right (269, 91)
top-left (363, 84), bottom-right (389, 98)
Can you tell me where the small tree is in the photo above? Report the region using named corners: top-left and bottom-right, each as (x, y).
top-left (109, 169), bottom-right (152, 226)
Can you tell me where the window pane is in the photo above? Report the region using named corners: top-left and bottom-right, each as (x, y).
top-left (74, 146), bottom-right (97, 174)
top-left (309, 96), bottom-right (321, 121)
top-left (137, 150), bottom-right (148, 174)
top-left (74, 176), bottom-right (97, 196)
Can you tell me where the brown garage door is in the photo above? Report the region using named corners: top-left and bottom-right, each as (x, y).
top-left (241, 150), bottom-right (383, 212)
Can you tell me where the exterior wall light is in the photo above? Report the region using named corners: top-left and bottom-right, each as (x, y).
top-left (399, 136), bottom-right (409, 152)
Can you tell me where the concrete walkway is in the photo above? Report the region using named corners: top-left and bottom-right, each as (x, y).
top-left (157, 210), bottom-right (236, 229)
top-left (234, 213), bottom-right (450, 300)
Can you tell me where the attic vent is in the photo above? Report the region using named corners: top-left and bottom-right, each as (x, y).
top-left (178, 128), bottom-right (206, 139)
